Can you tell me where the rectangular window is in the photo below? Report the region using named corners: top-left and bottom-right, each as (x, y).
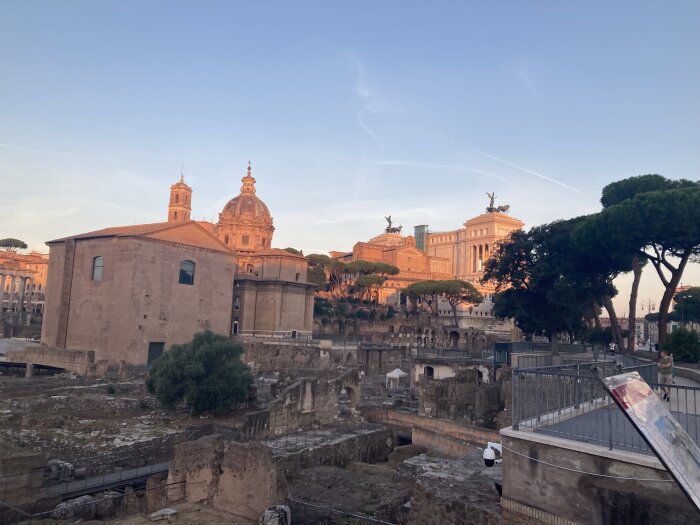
top-left (242, 235), bottom-right (249, 245)
top-left (147, 342), bottom-right (165, 365)
top-left (92, 256), bottom-right (104, 281)
top-left (295, 272), bottom-right (300, 282)
top-left (179, 260), bottom-right (195, 285)
top-left (234, 296), bottom-right (240, 310)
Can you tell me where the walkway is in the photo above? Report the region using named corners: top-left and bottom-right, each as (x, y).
top-left (46, 462), bottom-right (170, 500)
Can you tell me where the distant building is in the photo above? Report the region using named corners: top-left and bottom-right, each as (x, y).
top-left (425, 207), bottom-right (524, 293)
top-left (330, 197), bottom-right (524, 305)
top-left (0, 251), bottom-right (49, 331)
top-left (40, 165), bottom-right (315, 366)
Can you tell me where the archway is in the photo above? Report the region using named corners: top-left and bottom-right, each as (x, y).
top-left (449, 331), bottom-right (460, 348)
top-left (424, 366), bottom-right (434, 378)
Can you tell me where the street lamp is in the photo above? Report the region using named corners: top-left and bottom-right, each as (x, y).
top-left (681, 294), bottom-right (693, 326)
top-left (641, 299), bottom-right (656, 350)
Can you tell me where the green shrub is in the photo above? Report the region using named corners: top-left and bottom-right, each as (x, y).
top-left (146, 331), bottom-right (252, 414)
top-left (369, 309), bottom-right (378, 321)
top-left (355, 309), bottom-right (369, 320)
top-left (665, 328), bottom-right (700, 363)
top-left (106, 384), bottom-right (116, 395)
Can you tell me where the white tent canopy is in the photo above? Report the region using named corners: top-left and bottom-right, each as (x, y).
top-left (386, 368), bottom-right (408, 388)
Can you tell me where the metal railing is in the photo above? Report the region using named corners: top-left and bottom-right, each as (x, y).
top-left (495, 342), bottom-right (598, 366)
top-left (512, 361), bottom-right (698, 454)
top-left (287, 497), bottom-right (396, 524)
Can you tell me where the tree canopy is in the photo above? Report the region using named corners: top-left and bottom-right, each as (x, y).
top-left (664, 327), bottom-right (700, 363)
top-left (146, 331), bottom-right (252, 414)
top-left (404, 279), bottom-right (482, 322)
top-left (674, 287), bottom-right (700, 325)
top-left (483, 218), bottom-right (620, 348)
top-left (575, 176), bottom-right (700, 347)
top-left (0, 238), bottom-right (27, 252)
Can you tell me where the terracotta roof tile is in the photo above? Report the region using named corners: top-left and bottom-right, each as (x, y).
top-left (254, 248), bottom-right (305, 258)
top-left (47, 221), bottom-right (232, 253)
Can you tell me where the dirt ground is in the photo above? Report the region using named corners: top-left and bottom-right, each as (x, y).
top-left (0, 374), bottom-right (192, 467)
top-left (289, 462), bottom-right (415, 523)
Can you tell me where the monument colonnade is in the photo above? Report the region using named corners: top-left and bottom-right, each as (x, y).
top-left (0, 269), bottom-right (41, 327)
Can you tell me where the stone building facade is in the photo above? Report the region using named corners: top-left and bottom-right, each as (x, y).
top-left (41, 222), bottom-right (237, 364)
top-left (0, 251), bottom-right (48, 334)
top-left (330, 199), bottom-right (524, 304)
top-left (425, 209), bottom-right (524, 293)
top-left (39, 164), bottom-right (315, 366)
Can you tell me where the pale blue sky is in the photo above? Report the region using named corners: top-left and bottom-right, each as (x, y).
top-left (1, 1), bottom-right (698, 315)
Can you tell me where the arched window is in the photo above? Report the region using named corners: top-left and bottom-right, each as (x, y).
top-left (224, 234), bottom-right (229, 245)
top-left (92, 256), bottom-right (104, 281)
top-left (242, 234), bottom-right (249, 245)
top-left (173, 211), bottom-right (178, 220)
top-left (175, 194), bottom-right (179, 203)
top-left (179, 260), bottom-right (195, 285)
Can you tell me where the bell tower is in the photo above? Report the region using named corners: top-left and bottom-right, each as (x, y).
top-left (168, 171), bottom-right (192, 223)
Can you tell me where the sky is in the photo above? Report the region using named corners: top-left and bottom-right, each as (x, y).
top-left (1, 1), bottom-right (699, 316)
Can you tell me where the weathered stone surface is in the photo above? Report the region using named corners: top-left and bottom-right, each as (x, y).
top-left (149, 507), bottom-right (178, 521)
top-left (51, 495), bottom-right (97, 520)
top-left (260, 504), bottom-right (291, 525)
top-left (402, 454), bottom-right (502, 525)
top-left (387, 444), bottom-right (429, 467)
top-left (167, 435), bottom-right (287, 523)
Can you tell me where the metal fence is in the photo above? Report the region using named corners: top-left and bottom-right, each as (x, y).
top-left (495, 342), bottom-right (598, 367)
top-left (511, 360), bottom-right (698, 454)
top-left (287, 497), bottom-right (396, 524)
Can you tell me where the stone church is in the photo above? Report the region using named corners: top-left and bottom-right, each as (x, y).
top-left (41, 165), bottom-right (315, 366)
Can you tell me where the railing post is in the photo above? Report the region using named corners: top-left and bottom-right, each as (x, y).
top-left (608, 404), bottom-right (613, 450)
top-left (512, 371), bottom-right (519, 430)
top-left (536, 373), bottom-right (542, 423)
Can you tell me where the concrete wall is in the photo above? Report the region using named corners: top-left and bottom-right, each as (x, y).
top-left (166, 436), bottom-right (287, 523)
top-left (242, 340), bottom-right (334, 371)
top-left (501, 427), bottom-right (698, 525)
top-left (367, 409), bottom-right (499, 456)
top-left (235, 278), bottom-right (314, 337)
top-left (5, 346), bottom-right (94, 375)
top-left (418, 369), bottom-right (502, 428)
top-left (42, 236), bottom-right (236, 364)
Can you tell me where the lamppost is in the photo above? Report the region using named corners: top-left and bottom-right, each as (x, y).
top-left (641, 299), bottom-right (656, 350)
top-left (681, 294), bottom-right (693, 326)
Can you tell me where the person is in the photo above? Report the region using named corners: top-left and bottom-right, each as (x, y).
top-left (658, 350), bottom-right (673, 402)
top-left (670, 352), bottom-right (676, 384)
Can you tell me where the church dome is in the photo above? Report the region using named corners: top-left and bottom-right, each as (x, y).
top-left (217, 163), bottom-right (275, 252)
top-left (220, 165), bottom-right (273, 225)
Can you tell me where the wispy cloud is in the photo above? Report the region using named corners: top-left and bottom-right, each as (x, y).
top-left (466, 146), bottom-right (582, 193)
top-left (358, 113), bottom-right (383, 149)
top-left (0, 142), bottom-right (121, 162)
top-left (376, 159), bottom-right (508, 182)
top-left (350, 53), bottom-right (399, 149)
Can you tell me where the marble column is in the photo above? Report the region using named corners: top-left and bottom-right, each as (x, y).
top-left (18, 276), bottom-right (27, 326)
top-left (27, 280), bottom-right (36, 325)
top-left (0, 273), bottom-right (6, 316)
top-left (5, 275), bottom-right (15, 317)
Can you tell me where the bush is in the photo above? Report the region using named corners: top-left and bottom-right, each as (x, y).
top-left (664, 328), bottom-right (700, 363)
top-left (369, 309), bottom-right (378, 321)
top-left (386, 306), bottom-right (395, 319)
top-left (355, 309), bottom-right (369, 320)
top-left (106, 384), bottom-right (116, 395)
top-left (146, 331), bottom-right (253, 414)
